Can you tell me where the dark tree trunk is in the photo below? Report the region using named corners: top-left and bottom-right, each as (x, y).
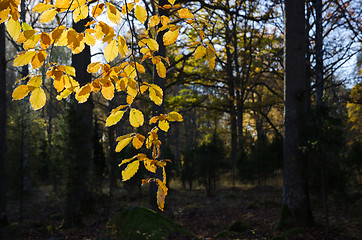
top-left (0, 22), bottom-right (8, 239)
top-left (149, 0), bottom-right (168, 211)
top-left (279, 0), bottom-right (314, 229)
top-left (314, 0), bottom-right (329, 236)
top-left (63, 18), bottom-right (93, 228)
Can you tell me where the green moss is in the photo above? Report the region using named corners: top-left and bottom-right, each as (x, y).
top-left (104, 206), bottom-right (196, 240)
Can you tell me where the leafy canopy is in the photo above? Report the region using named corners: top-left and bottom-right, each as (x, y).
top-left (1, 0), bottom-right (214, 210)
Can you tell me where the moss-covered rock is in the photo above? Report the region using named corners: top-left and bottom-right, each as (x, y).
top-left (104, 206), bottom-right (196, 240)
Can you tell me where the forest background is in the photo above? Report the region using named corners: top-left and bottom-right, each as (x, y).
top-left (0, 0), bottom-right (361, 239)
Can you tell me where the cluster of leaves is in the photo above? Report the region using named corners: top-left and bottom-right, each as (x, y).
top-left (1, 0), bottom-right (215, 210)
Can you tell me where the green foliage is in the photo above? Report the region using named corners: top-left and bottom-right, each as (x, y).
top-left (104, 206), bottom-right (195, 240)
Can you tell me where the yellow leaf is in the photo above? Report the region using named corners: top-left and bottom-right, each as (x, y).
top-left (56, 89), bottom-right (72, 100)
top-left (30, 87), bottom-right (46, 110)
top-left (168, 0), bottom-right (175, 5)
top-left (77, 83), bottom-right (92, 96)
top-left (149, 84), bottom-right (163, 105)
top-left (124, 64), bottom-right (136, 78)
top-left (122, 160), bottom-right (139, 181)
top-left (101, 82), bottom-right (114, 100)
top-left (14, 51), bottom-right (36, 67)
top-left (132, 133), bottom-right (145, 149)
top-left (167, 111), bottom-right (183, 122)
top-left (119, 155), bottom-right (137, 166)
top-left (163, 29), bottom-right (179, 45)
top-left (6, 17), bottom-right (21, 40)
top-left (55, 0), bottom-right (70, 10)
top-left (33, 3), bottom-right (54, 13)
top-left (199, 30), bottom-right (205, 40)
top-left (158, 120), bottom-right (169, 132)
top-left (31, 51), bottom-right (47, 69)
top-left (12, 85), bottom-right (30, 100)
top-left (63, 65), bottom-right (76, 76)
top-left (115, 136), bottom-right (133, 152)
top-left (87, 62), bottom-right (101, 73)
top-left (40, 32), bottom-right (52, 49)
top-left (162, 167), bottom-right (166, 183)
top-left (70, 0), bottom-right (86, 11)
top-left (53, 79), bottom-right (65, 92)
top-left (106, 2), bottom-right (121, 24)
top-left (104, 39), bottom-right (118, 62)
top-left (84, 32), bottom-right (96, 46)
top-left (156, 180), bottom-right (168, 211)
top-left (156, 62), bottom-right (166, 78)
top-left (129, 108), bottom-right (144, 128)
top-left (160, 16), bottom-right (170, 26)
top-left (118, 35), bottom-right (128, 57)
top-left (27, 75), bottom-right (42, 88)
top-left (40, 8), bottom-right (57, 23)
top-left (178, 8), bottom-right (194, 19)
top-left (73, 5), bottom-right (88, 23)
top-left (194, 45), bottom-right (206, 59)
top-left (135, 5), bottom-right (147, 24)
top-left (92, 3), bottom-right (104, 19)
top-left (139, 38), bottom-right (159, 51)
top-left (144, 159), bottom-right (156, 173)
top-left (121, 3), bottom-right (134, 14)
top-left (149, 15), bottom-right (160, 27)
top-left (106, 110), bottom-right (125, 127)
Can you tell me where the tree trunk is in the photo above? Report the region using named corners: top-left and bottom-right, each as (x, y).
top-left (0, 22), bottom-right (8, 238)
top-left (149, 0), bottom-right (168, 211)
top-left (63, 18), bottom-right (93, 228)
top-left (279, 0), bottom-right (314, 229)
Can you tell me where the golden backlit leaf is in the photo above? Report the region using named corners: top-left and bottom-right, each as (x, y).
top-left (135, 5), bottom-right (147, 24)
top-left (101, 82), bottom-right (114, 100)
top-left (156, 62), bottom-right (166, 78)
top-left (92, 3), bottom-right (104, 18)
top-left (194, 45), bottom-right (206, 59)
top-left (40, 32), bottom-right (51, 49)
top-left (12, 85), bottom-right (30, 100)
top-left (6, 17), bottom-right (21, 40)
top-left (106, 2), bottom-right (121, 24)
top-left (160, 15), bottom-right (170, 26)
top-left (40, 8), bottom-right (57, 23)
top-left (149, 84), bottom-right (163, 105)
top-left (149, 15), bottom-right (160, 27)
top-left (115, 136), bottom-right (133, 152)
top-left (163, 29), bottom-right (179, 45)
top-left (156, 179), bottom-right (168, 211)
top-left (139, 38), bottom-right (159, 51)
top-left (63, 65), bottom-right (76, 76)
top-left (73, 5), bottom-right (88, 23)
top-left (31, 50), bottom-right (47, 69)
top-left (168, 0), bottom-right (175, 5)
top-left (118, 35), bottom-right (128, 57)
top-left (106, 110), bottom-right (125, 127)
top-left (132, 133), bottom-right (145, 149)
top-left (122, 160), bottom-right (139, 181)
top-left (158, 120), bottom-right (169, 132)
top-left (121, 3), bottom-right (134, 14)
top-left (144, 159), bottom-right (156, 173)
top-left (84, 32), bottom-right (96, 46)
top-left (27, 75), bottom-right (42, 88)
top-left (166, 111), bottom-right (183, 122)
top-left (13, 51), bottom-right (36, 66)
top-left (178, 8), bottom-right (194, 19)
top-left (87, 62), bottom-right (101, 74)
top-left (129, 108), bottom-right (144, 128)
top-left (33, 3), bottom-right (54, 13)
top-left (30, 87), bottom-right (46, 110)
top-left (104, 39), bottom-right (118, 62)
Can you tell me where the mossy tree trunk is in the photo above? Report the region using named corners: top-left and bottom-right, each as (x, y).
top-left (279, 0), bottom-right (314, 229)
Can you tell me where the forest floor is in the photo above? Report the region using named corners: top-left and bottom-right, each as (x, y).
top-left (4, 182), bottom-right (362, 240)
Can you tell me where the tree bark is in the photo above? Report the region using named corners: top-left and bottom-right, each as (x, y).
top-left (0, 22), bottom-right (8, 239)
top-left (63, 18), bottom-right (93, 228)
top-left (279, 0), bottom-right (314, 229)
